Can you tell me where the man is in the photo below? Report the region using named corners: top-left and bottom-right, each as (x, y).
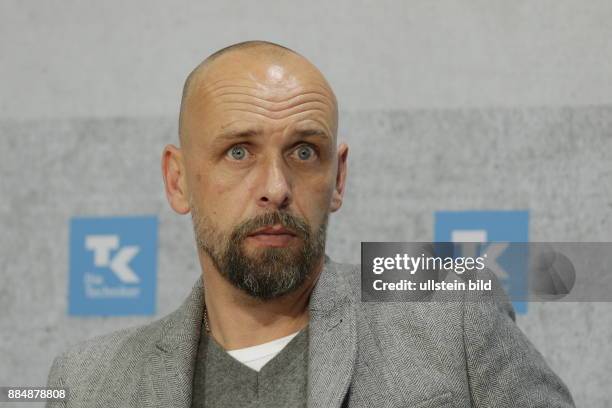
top-left (47, 41), bottom-right (575, 407)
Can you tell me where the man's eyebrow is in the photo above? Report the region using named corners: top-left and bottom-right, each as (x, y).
top-left (212, 128), bottom-right (331, 144)
top-left (215, 128), bottom-right (262, 141)
top-left (293, 129), bottom-right (330, 139)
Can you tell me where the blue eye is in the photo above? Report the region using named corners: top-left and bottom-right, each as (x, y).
top-left (295, 145), bottom-right (315, 160)
top-left (228, 145), bottom-right (248, 160)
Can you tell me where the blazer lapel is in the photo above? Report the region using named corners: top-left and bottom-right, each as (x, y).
top-left (146, 277), bottom-right (205, 408)
top-left (308, 257), bottom-right (357, 408)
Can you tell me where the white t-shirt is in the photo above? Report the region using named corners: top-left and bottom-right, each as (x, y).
top-left (226, 331), bottom-right (301, 372)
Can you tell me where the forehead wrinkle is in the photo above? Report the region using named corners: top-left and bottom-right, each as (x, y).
top-left (215, 102), bottom-right (332, 122)
top-left (206, 84), bottom-right (336, 124)
top-left (205, 89), bottom-right (334, 119)
top-left (204, 82), bottom-right (336, 104)
top-left (207, 89), bottom-right (333, 106)
top-left (190, 75), bottom-right (335, 100)
top-left (219, 108), bottom-right (335, 134)
top-left (198, 81), bottom-right (337, 131)
top-left (212, 93), bottom-right (334, 114)
top-left (197, 80), bottom-right (262, 96)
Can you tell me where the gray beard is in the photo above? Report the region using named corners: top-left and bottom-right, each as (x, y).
top-left (191, 206), bottom-right (327, 300)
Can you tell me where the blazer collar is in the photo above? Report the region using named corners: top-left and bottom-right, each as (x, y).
top-left (150, 255), bottom-right (357, 408)
top-left (149, 276), bottom-right (205, 407)
top-left (307, 256), bottom-right (358, 408)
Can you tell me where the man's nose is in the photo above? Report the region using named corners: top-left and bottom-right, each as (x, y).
top-left (257, 157), bottom-right (292, 210)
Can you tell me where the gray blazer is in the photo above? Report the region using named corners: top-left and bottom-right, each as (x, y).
top-left (47, 257), bottom-right (575, 407)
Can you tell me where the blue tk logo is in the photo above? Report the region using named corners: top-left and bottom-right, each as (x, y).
top-left (434, 210), bottom-right (529, 314)
top-left (68, 216), bottom-right (158, 316)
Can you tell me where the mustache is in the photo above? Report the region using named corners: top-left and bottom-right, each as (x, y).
top-left (231, 211), bottom-right (311, 242)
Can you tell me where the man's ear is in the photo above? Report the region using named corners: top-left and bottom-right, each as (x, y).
top-left (162, 144), bottom-right (190, 214)
top-left (330, 142), bottom-right (349, 213)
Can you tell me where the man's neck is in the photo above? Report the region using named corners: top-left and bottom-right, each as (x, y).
top-left (198, 255), bottom-right (324, 350)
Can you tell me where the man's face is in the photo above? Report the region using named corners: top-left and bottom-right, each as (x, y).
top-left (176, 51), bottom-right (345, 300)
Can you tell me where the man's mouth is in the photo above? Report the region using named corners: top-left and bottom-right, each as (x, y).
top-left (246, 224), bottom-right (298, 247)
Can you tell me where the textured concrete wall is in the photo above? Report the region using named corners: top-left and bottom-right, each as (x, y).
top-left (2, 0), bottom-right (612, 120)
top-left (1, 107), bottom-right (610, 406)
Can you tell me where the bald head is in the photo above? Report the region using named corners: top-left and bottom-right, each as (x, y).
top-left (178, 41), bottom-right (338, 147)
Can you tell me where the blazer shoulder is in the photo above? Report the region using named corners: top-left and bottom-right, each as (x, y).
top-left (72, 314), bottom-right (168, 354)
top-left (328, 260), bottom-right (361, 297)
top-left (48, 313), bottom-right (172, 387)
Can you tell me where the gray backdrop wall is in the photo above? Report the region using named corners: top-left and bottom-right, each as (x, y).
top-left (1, 1), bottom-right (612, 407)
top-left (1, 107), bottom-right (611, 406)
